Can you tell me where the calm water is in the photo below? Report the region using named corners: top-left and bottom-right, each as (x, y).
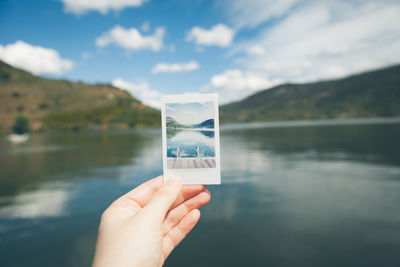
top-left (0, 118), bottom-right (400, 267)
top-left (167, 129), bottom-right (215, 158)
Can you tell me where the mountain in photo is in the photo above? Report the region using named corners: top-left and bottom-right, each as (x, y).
top-left (166, 116), bottom-right (214, 129)
top-left (193, 119), bottom-right (214, 129)
top-left (166, 116), bottom-right (188, 128)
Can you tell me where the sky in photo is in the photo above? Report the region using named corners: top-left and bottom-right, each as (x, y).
top-left (166, 102), bottom-right (214, 125)
top-left (1, 0), bottom-right (399, 107)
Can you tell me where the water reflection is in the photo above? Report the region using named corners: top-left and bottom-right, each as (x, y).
top-left (0, 181), bottom-right (72, 218)
top-left (169, 121), bottom-right (400, 267)
top-left (167, 129), bottom-right (215, 158)
top-left (0, 120), bottom-right (400, 267)
top-left (221, 121), bottom-right (400, 165)
top-left (0, 130), bottom-right (159, 198)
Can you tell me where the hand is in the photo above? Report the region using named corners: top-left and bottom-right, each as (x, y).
top-left (92, 175), bottom-right (211, 267)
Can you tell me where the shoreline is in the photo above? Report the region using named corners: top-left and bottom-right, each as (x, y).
top-left (1, 116), bottom-right (399, 136)
top-left (220, 117), bottom-right (400, 131)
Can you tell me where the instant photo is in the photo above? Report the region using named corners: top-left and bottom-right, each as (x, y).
top-left (161, 94), bottom-right (221, 185)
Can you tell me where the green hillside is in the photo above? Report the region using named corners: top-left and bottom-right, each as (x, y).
top-left (2, 60), bottom-right (399, 133)
top-left (0, 60), bottom-right (160, 133)
top-left (220, 65), bottom-right (400, 123)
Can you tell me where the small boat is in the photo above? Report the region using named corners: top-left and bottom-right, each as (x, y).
top-left (7, 133), bottom-right (30, 143)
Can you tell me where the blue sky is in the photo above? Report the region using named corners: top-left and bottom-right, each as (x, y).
top-left (1, 0), bottom-right (399, 107)
top-left (166, 102), bottom-right (214, 125)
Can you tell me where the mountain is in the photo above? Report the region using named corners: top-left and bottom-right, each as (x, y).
top-left (194, 119), bottom-right (214, 129)
top-left (220, 64), bottom-right (400, 123)
top-left (166, 116), bottom-right (187, 129)
top-left (166, 116), bottom-right (214, 129)
top-left (2, 60), bottom-right (398, 133)
top-left (0, 60), bottom-right (160, 133)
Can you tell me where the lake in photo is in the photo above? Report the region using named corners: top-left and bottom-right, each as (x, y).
top-left (0, 118), bottom-right (400, 267)
top-left (166, 129), bottom-right (215, 158)
top-left (166, 129), bottom-right (216, 169)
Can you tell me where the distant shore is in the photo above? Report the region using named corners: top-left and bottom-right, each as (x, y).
top-left (169, 127), bottom-right (215, 131)
top-left (2, 116), bottom-right (399, 136)
top-left (220, 117), bottom-right (400, 131)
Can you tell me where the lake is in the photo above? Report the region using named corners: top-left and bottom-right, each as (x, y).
top-left (167, 128), bottom-right (215, 158)
top-left (0, 118), bottom-right (400, 267)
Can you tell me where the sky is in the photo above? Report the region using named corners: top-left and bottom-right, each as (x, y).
top-left (1, 0), bottom-right (399, 108)
top-left (166, 102), bottom-right (214, 125)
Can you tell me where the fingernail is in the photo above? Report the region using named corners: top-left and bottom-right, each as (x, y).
top-left (167, 176), bottom-right (182, 186)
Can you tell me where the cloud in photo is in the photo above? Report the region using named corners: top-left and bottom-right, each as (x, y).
top-left (166, 102), bottom-right (214, 125)
top-left (112, 78), bottom-right (161, 108)
top-left (0, 41), bottom-right (74, 75)
top-left (61, 0), bottom-right (148, 15)
top-left (186, 24), bottom-right (235, 47)
top-left (152, 61), bottom-right (199, 74)
top-left (96, 25), bottom-right (165, 51)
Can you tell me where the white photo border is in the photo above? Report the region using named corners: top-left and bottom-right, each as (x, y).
top-left (161, 93), bottom-right (221, 185)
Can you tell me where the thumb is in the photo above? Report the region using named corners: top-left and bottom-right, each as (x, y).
top-left (142, 176), bottom-right (182, 222)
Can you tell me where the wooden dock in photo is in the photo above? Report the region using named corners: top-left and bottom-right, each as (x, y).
top-left (167, 157), bottom-right (216, 169)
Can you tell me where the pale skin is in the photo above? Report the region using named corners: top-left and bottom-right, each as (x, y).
top-left (92, 175), bottom-right (211, 267)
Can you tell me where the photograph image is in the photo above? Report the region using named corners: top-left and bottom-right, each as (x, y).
top-left (165, 101), bottom-right (216, 169)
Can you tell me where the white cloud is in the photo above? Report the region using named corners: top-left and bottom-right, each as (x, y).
top-left (246, 45), bottom-right (266, 56)
top-left (169, 44), bottom-right (176, 52)
top-left (152, 61), bottom-right (199, 74)
top-left (222, 0), bottom-right (300, 29)
top-left (112, 78), bottom-right (161, 108)
top-left (61, 0), bottom-right (148, 15)
top-left (233, 1), bottom-right (400, 83)
top-left (96, 25), bottom-right (165, 51)
top-left (186, 24), bottom-right (235, 47)
top-left (141, 21), bottom-right (150, 32)
top-left (81, 51), bottom-right (92, 59)
top-left (201, 69), bottom-right (282, 104)
top-left (0, 41), bottom-right (74, 75)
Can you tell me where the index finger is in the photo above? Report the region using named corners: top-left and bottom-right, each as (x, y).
top-left (111, 175), bottom-right (207, 214)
